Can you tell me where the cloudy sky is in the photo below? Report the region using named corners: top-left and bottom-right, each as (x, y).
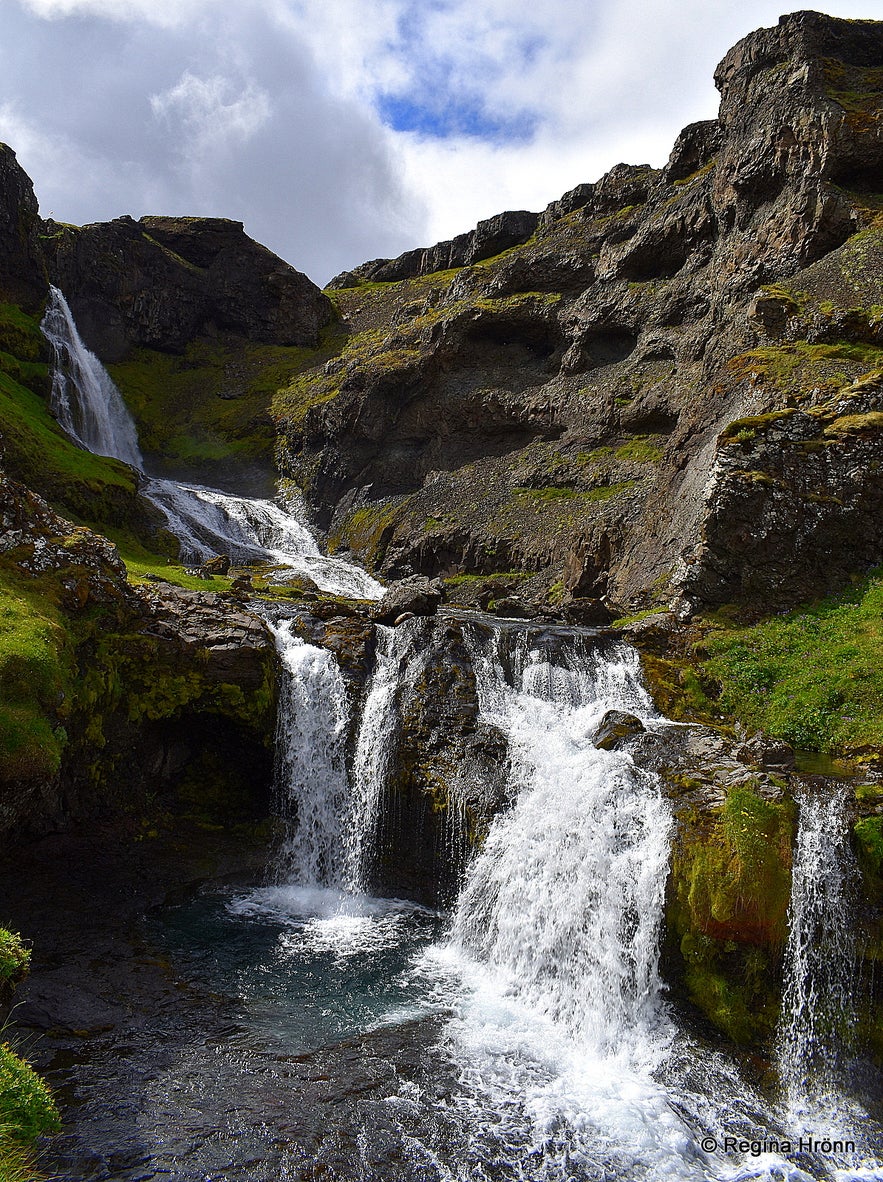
top-left (0, 0), bottom-right (868, 284)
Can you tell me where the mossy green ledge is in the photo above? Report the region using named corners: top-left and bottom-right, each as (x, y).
top-left (0, 467), bottom-right (278, 836)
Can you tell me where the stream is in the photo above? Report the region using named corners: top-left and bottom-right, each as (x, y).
top-left (10, 289), bottom-right (883, 1181)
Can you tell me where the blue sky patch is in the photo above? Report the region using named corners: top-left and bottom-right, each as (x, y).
top-left (377, 90), bottom-right (537, 141)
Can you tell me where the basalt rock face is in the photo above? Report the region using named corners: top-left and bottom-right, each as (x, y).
top-left (0, 145), bottom-right (47, 309)
top-left (279, 12), bottom-right (883, 617)
top-left (42, 214), bottom-right (332, 361)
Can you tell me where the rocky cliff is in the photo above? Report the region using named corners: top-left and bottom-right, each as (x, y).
top-left (276, 11), bottom-right (883, 619)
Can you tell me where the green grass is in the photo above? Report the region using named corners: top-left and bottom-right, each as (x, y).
top-left (0, 931), bottom-right (28, 997)
top-left (0, 579), bottom-right (71, 781)
top-left (702, 570), bottom-right (883, 753)
top-left (0, 1044), bottom-right (59, 1145)
top-left (0, 1129), bottom-right (47, 1181)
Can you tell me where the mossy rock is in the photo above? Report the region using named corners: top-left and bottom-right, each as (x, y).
top-left (667, 782), bottom-right (794, 1044)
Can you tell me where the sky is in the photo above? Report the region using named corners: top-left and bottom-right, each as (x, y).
top-left (0, 0), bottom-right (873, 285)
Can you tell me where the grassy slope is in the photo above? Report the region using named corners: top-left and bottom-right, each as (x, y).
top-left (700, 570), bottom-right (883, 755)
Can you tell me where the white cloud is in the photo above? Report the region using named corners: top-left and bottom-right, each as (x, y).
top-left (151, 73), bottom-right (273, 149)
top-left (18, 0), bottom-right (213, 27)
top-left (3, 0), bottom-right (874, 282)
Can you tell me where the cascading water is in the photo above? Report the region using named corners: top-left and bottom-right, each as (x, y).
top-left (407, 623), bottom-right (883, 1182)
top-left (268, 618), bottom-right (352, 888)
top-left (39, 286), bottom-right (383, 599)
top-left (41, 286), bottom-right (143, 467)
top-left (344, 620), bottom-right (425, 893)
top-left (777, 782), bottom-right (860, 1128)
top-left (450, 626), bottom-right (670, 1048)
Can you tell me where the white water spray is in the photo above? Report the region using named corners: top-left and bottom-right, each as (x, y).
top-left (143, 477), bottom-right (382, 598)
top-left (41, 286), bottom-right (143, 467)
top-left (450, 626), bottom-right (671, 1052)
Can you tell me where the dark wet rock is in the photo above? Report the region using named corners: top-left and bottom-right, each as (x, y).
top-left (490, 596), bottom-right (535, 620)
top-left (563, 599), bottom-right (612, 627)
top-left (735, 732), bottom-right (796, 772)
top-left (139, 585), bottom-right (272, 686)
top-left (593, 710), bottom-right (645, 750)
top-left (372, 575), bottom-right (444, 624)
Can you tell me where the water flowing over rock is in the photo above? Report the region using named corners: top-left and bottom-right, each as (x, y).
top-left (41, 286), bottom-right (143, 468)
top-left (450, 627), bottom-right (670, 1047)
top-left (778, 781), bottom-right (860, 1120)
top-left (270, 617), bottom-right (352, 888)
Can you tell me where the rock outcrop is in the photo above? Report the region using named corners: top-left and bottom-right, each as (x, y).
top-left (277, 11), bottom-right (883, 618)
top-left (0, 463), bottom-right (276, 836)
top-left (42, 214), bottom-right (332, 361)
top-left (0, 145), bottom-right (46, 309)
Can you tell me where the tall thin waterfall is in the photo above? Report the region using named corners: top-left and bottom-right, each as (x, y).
top-left (344, 621), bottom-right (423, 892)
top-left (777, 781), bottom-right (858, 1119)
top-left (41, 286), bottom-right (143, 468)
top-left (269, 618), bottom-right (421, 894)
top-left (450, 625), bottom-right (671, 1053)
top-left (269, 618), bottom-right (351, 887)
top-left (39, 287), bottom-right (382, 600)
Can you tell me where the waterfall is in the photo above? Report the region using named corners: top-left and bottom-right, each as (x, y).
top-left (142, 477), bottom-right (382, 598)
top-left (449, 624), bottom-right (671, 1052)
top-left (269, 618), bottom-right (352, 887)
top-left (266, 617), bottom-right (421, 896)
top-left (344, 621), bottom-right (423, 892)
top-left (777, 781), bottom-right (858, 1121)
top-left (39, 287), bottom-right (383, 600)
top-left (41, 286), bottom-right (143, 468)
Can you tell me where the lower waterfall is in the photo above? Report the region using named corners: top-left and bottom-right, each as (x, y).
top-left (269, 618), bottom-right (352, 888)
top-left (777, 782), bottom-right (861, 1128)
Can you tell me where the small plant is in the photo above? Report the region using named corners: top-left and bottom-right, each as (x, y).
top-left (0, 1044), bottom-right (60, 1145)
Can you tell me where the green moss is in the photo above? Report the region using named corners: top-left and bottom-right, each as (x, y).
top-left (668, 784), bottom-right (793, 1043)
top-left (109, 333), bottom-right (342, 474)
top-left (327, 500), bottom-right (408, 568)
top-left (0, 931), bottom-right (28, 999)
top-left (702, 570), bottom-right (883, 753)
top-left (678, 933), bottom-right (778, 1044)
top-left (0, 578), bottom-right (71, 781)
top-left (855, 816), bottom-right (883, 878)
top-left (614, 436), bottom-right (664, 463)
top-left (514, 481), bottom-right (636, 503)
top-left (720, 409), bottom-right (796, 441)
top-left (673, 783), bottom-right (793, 946)
top-left (726, 341), bottom-right (883, 398)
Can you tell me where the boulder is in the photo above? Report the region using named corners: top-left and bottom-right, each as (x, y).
top-left (371, 576), bottom-right (444, 624)
top-left (593, 710), bottom-right (646, 751)
top-left (199, 554), bottom-right (230, 577)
